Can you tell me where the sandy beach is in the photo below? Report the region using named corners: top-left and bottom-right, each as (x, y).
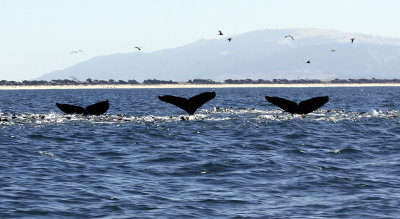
top-left (1, 83), bottom-right (400, 90)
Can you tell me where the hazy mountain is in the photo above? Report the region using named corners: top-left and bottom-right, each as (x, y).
top-left (37, 28), bottom-right (400, 82)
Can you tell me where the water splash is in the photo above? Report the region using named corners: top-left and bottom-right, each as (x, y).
top-left (1, 109), bottom-right (399, 126)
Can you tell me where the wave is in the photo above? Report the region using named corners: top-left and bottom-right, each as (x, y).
top-left (1, 108), bottom-right (399, 126)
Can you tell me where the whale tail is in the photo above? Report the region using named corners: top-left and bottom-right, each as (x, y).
top-left (55, 103), bottom-right (85, 114)
top-left (56, 100), bottom-right (109, 115)
top-left (265, 96), bottom-right (298, 114)
top-left (83, 100), bottom-right (109, 115)
top-left (265, 96), bottom-right (329, 114)
top-left (298, 96), bottom-right (329, 114)
top-left (158, 91), bottom-right (216, 115)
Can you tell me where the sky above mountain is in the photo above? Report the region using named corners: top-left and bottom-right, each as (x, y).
top-left (1, 0), bottom-right (400, 81)
top-left (36, 28), bottom-right (400, 82)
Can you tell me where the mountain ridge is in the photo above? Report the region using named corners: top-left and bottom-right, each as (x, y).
top-left (37, 28), bottom-right (400, 82)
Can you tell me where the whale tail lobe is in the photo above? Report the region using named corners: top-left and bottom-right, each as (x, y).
top-left (55, 103), bottom-right (85, 114)
top-left (56, 100), bottom-right (109, 115)
top-left (84, 100), bottom-right (110, 115)
top-left (158, 91), bottom-right (216, 115)
top-left (265, 96), bottom-right (329, 114)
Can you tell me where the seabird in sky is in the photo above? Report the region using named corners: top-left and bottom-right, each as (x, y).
top-left (227, 37), bottom-right (232, 42)
top-left (306, 60), bottom-right (311, 64)
top-left (218, 30), bottom-right (223, 35)
top-left (70, 50), bottom-right (83, 54)
top-left (351, 38), bottom-right (355, 43)
top-left (285, 35), bottom-right (294, 40)
top-left (135, 46), bottom-right (142, 51)
top-left (331, 49), bottom-right (336, 52)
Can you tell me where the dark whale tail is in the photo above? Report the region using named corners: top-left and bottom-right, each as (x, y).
top-left (55, 103), bottom-right (84, 114)
top-left (158, 91), bottom-right (216, 115)
top-left (265, 96), bottom-right (329, 114)
top-left (56, 100), bottom-right (109, 115)
top-left (83, 100), bottom-right (110, 115)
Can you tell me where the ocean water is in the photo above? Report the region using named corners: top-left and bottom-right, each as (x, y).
top-left (1, 87), bottom-right (400, 218)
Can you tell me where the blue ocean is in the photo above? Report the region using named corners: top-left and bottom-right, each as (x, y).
top-left (1, 87), bottom-right (400, 218)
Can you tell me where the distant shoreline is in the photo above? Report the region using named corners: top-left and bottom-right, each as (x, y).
top-left (1, 83), bottom-right (400, 90)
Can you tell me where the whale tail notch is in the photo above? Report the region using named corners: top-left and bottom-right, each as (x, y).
top-left (158, 91), bottom-right (216, 115)
top-left (265, 96), bottom-right (329, 114)
top-left (56, 100), bottom-right (109, 115)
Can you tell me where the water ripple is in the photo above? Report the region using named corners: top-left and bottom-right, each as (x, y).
top-left (1, 87), bottom-right (400, 218)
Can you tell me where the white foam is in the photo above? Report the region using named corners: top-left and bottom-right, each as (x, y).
top-left (371, 109), bottom-right (382, 117)
top-left (39, 151), bottom-right (59, 158)
top-left (1, 109), bottom-right (399, 125)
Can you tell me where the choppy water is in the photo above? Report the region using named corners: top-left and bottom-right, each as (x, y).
top-left (1, 87), bottom-right (400, 218)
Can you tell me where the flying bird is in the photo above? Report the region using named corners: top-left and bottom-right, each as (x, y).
top-left (135, 46), bottom-right (142, 51)
top-left (351, 38), bottom-right (355, 43)
top-left (218, 30), bottom-right (223, 35)
top-left (330, 49), bottom-right (336, 52)
top-left (285, 35), bottom-right (294, 40)
top-left (70, 50), bottom-right (83, 54)
top-left (227, 37), bottom-right (232, 42)
top-left (265, 96), bottom-right (329, 115)
top-left (158, 91), bottom-right (216, 115)
top-left (69, 76), bottom-right (81, 82)
top-left (306, 60), bottom-right (311, 64)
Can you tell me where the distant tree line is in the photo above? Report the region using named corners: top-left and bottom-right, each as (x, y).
top-left (224, 78), bottom-right (400, 84)
top-left (329, 78), bottom-right (400, 83)
top-left (143, 79), bottom-right (177, 84)
top-left (1, 78), bottom-right (400, 86)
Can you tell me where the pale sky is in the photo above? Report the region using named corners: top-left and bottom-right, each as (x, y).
top-left (1, 0), bottom-right (400, 81)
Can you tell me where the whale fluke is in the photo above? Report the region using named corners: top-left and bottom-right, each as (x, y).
top-left (55, 103), bottom-right (84, 114)
top-left (158, 91), bottom-right (216, 115)
top-left (84, 100), bottom-right (110, 115)
top-left (265, 96), bottom-right (329, 114)
top-left (56, 100), bottom-right (109, 115)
